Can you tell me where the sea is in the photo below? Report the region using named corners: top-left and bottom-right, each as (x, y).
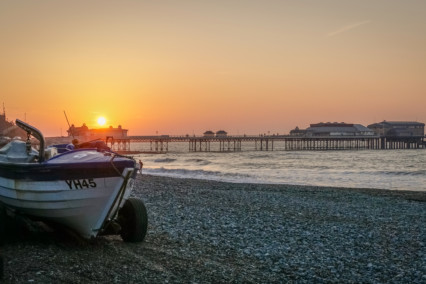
top-left (132, 142), bottom-right (426, 191)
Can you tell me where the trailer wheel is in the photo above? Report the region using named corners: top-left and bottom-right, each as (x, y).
top-left (118, 198), bottom-right (148, 242)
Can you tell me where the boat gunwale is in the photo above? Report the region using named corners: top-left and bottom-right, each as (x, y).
top-left (0, 149), bottom-right (136, 181)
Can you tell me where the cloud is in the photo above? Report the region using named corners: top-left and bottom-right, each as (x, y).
top-left (327, 20), bottom-right (371, 37)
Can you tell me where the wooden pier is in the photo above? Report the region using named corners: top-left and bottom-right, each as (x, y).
top-left (45, 135), bottom-right (425, 153)
top-left (126, 135), bottom-right (425, 153)
top-left (106, 136), bottom-right (131, 152)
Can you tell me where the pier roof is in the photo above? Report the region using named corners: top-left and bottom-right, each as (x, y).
top-left (307, 124), bottom-right (374, 135)
top-left (368, 121), bottom-right (425, 128)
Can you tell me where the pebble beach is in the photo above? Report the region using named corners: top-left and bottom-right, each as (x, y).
top-left (2, 174), bottom-right (426, 283)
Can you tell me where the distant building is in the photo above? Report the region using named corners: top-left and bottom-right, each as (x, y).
top-left (203, 130), bottom-right (215, 138)
top-left (67, 124), bottom-right (128, 139)
top-left (306, 122), bottom-right (375, 137)
top-left (289, 126), bottom-right (307, 136)
top-left (67, 124), bottom-right (89, 137)
top-left (91, 125), bottom-right (128, 138)
top-left (216, 130), bottom-right (227, 137)
top-left (0, 106), bottom-right (26, 138)
top-left (0, 109), bottom-right (10, 132)
top-left (367, 121), bottom-right (425, 137)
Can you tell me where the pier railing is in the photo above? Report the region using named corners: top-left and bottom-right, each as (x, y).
top-left (45, 135), bottom-right (425, 153)
top-left (125, 135), bottom-right (424, 153)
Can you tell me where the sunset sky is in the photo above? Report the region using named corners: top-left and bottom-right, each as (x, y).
top-left (1, 0), bottom-right (425, 136)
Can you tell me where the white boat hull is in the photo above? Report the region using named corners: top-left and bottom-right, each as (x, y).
top-left (0, 120), bottom-right (142, 240)
top-left (0, 168), bottom-right (135, 239)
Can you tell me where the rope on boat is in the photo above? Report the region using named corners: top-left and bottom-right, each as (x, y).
top-left (99, 152), bottom-right (139, 233)
top-left (108, 152), bottom-right (140, 178)
top-left (109, 153), bottom-right (125, 178)
top-left (107, 149), bottom-right (143, 182)
top-left (99, 170), bottom-right (133, 235)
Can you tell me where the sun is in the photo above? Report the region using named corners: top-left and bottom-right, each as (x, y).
top-left (97, 116), bottom-right (106, 126)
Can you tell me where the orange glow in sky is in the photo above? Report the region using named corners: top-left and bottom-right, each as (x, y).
top-left (1, 1), bottom-right (425, 136)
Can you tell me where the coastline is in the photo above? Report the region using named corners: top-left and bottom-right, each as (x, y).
top-left (2, 174), bottom-right (425, 282)
top-left (142, 172), bottom-right (426, 199)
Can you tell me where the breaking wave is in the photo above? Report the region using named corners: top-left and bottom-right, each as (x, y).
top-left (185, 158), bottom-right (211, 165)
top-left (136, 148), bottom-right (426, 191)
top-left (153, 158), bottom-right (177, 163)
top-left (143, 167), bottom-right (256, 184)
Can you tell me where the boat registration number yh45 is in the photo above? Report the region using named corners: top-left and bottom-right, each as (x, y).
top-left (65, 179), bottom-right (97, 190)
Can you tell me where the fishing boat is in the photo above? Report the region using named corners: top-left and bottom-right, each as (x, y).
top-left (0, 119), bottom-right (147, 242)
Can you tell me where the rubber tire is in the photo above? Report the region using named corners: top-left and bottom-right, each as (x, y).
top-left (118, 198), bottom-right (148, 242)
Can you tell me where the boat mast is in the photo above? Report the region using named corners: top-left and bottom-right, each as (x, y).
top-left (64, 110), bottom-right (74, 138)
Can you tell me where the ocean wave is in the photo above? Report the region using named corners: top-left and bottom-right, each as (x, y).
top-left (361, 170), bottom-right (426, 176)
top-left (153, 158), bottom-right (177, 163)
top-left (185, 158), bottom-right (211, 165)
top-left (247, 154), bottom-right (271, 159)
top-left (138, 148), bottom-right (426, 191)
top-left (144, 167), bottom-right (254, 182)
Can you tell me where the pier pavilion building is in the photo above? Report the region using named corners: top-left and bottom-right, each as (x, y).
top-left (67, 124), bottom-right (128, 139)
top-left (216, 130), bottom-right (228, 137)
top-left (203, 131), bottom-right (215, 138)
top-left (367, 121), bottom-right (425, 137)
top-left (65, 123), bottom-right (130, 152)
top-left (304, 122), bottom-right (375, 137)
top-left (289, 126), bottom-right (307, 136)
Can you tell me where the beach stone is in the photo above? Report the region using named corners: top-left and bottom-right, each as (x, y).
top-left (1, 174), bottom-right (425, 283)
